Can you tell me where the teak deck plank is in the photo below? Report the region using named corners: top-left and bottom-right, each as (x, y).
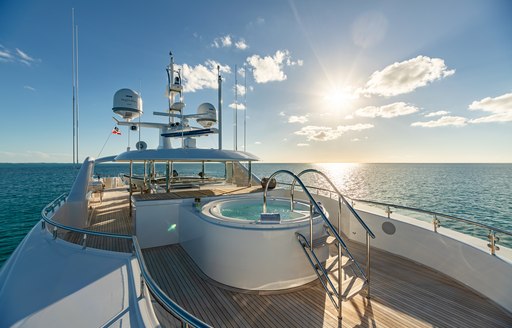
top-left (63, 188), bottom-right (512, 327)
top-left (143, 243), bottom-right (512, 328)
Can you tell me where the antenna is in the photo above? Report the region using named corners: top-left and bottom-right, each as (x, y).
top-left (218, 65), bottom-right (222, 150)
top-left (244, 65), bottom-right (247, 152)
top-left (71, 8), bottom-right (75, 164)
top-left (75, 25), bottom-right (79, 163)
top-left (234, 64), bottom-right (238, 151)
top-left (71, 9), bottom-right (79, 164)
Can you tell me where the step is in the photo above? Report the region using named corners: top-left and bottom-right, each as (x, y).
top-left (310, 234), bottom-right (336, 249)
top-left (340, 276), bottom-right (367, 301)
top-left (324, 255), bottom-right (354, 271)
top-left (326, 270), bottom-right (367, 301)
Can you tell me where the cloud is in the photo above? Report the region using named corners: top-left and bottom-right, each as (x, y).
top-left (0, 46), bottom-right (39, 66)
top-left (246, 50), bottom-right (303, 83)
top-left (16, 48), bottom-right (32, 60)
top-left (0, 49), bottom-right (13, 62)
top-left (356, 102), bottom-right (419, 118)
top-left (411, 116), bottom-right (467, 128)
top-left (351, 138), bottom-right (360, 142)
top-left (254, 141), bottom-right (262, 145)
top-left (212, 35), bottom-right (232, 48)
top-left (295, 123), bottom-right (374, 141)
top-left (361, 56), bottom-right (454, 97)
top-left (235, 39), bottom-right (248, 50)
top-left (297, 143), bottom-right (309, 147)
top-left (180, 60), bottom-right (231, 92)
top-left (24, 85), bottom-right (36, 91)
top-left (235, 84), bottom-right (247, 96)
top-left (247, 17), bottom-right (265, 29)
top-left (468, 92), bottom-right (512, 123)
top-left (425, 110), bottom-right (450, 117)
top-left (288, 115), bottom-right (308, 124)
top-left (228, 102), bottom-right (246, 110)
top-left (279, 111), bottom-right (286, 116)
top-left (212, 35), bottom-right (249, 50)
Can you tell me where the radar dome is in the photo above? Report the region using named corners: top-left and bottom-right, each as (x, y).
top-left (112, 89), bottom-right (143, 121)
top-left (196, 102), bottom-right (217, 128)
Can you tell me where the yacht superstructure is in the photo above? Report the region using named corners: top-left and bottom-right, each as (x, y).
top-left (0, 52), bottom-right (511, 328)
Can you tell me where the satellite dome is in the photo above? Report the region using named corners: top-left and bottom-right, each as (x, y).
top-left (112, 89), bottom-right (143, 121)
top-left (196, 102), bottom-right (217, 128)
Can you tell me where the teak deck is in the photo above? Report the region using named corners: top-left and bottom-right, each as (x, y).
top-left (69, 189), bottom-right (512, 327)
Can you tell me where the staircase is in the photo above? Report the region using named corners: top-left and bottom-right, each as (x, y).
top-left (262, 168), bottom-right (375, 323)
top-left (297, 227), bottom-right (368, 311)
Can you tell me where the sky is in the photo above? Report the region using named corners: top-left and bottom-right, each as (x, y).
top-left (0, 0), bottom-right (511, 163)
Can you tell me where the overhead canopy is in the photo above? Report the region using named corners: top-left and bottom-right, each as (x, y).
top-left (113, 148), bottom-right (259, 162)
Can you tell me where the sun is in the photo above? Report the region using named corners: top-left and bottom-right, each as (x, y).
top-left (322, 87), bottom-right (357, 111)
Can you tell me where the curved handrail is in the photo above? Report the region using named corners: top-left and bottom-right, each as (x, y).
top-left (40, 194), bottom-right (211, 328)
top-left (292, 169), bottom-right (375, 239)
top-left (351, 198), bottom-right (512, 237)
top-left (132, 236), bottom-right (211, 328)
top-left (262, 170), bottom-right (364, 274)
top-left (279, 182), bottom-right (512, 238)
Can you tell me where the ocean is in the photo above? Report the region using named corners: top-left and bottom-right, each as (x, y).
top-left (1, 163), bottom-right (511, 267)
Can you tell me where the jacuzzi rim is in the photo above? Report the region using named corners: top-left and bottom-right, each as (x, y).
top-left (202, 196), bottom-right (322, 228)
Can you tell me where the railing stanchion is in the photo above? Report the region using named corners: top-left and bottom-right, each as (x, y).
top-left (140, 273), bottom-right (145, 297)
top-left (290, 183), bottom-right (294, 211)
top-left (129, 160), bottom-right (133, 217)
top-left (433, 215), bottom-right (440, 233)
top-left (487, 230), bottom-right (499, 255)
top-left (309, 200), bottom-right (314, 251)
top-left (337, 197), bottom-right (343, 321)
top-left (366, 232), bottom-right (371, 299)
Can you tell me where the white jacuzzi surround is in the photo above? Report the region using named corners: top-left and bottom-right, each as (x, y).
top-left (179, 195), bottom-right (329, 290)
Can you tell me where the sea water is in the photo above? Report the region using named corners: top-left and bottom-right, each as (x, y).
top-left (1, 163), bottom-right (511, 266)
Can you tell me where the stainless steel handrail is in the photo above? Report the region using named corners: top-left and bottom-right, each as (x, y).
top-left (132, 236), bottom-right (211, 328)
top-left (263, 170), bottom-right (368, 321)
top-left (279, 182), bottom-right (512, 238)
top-left (352, 198), bottom-right (512, 237)
top-left (262, 170), bottom-right (366, 277)
top-left (41, 194), bottom-right (211, 328)
top-left (292, 169), bottom-right (375, 239)
top-left (291, 168), bottom-right (375, 300)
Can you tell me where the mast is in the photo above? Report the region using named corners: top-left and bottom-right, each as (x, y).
top-left (166, 52), bottom-right (174, 124)
top-left (75, 25), bottom-right (79, 163)
top-left (71, 9), bottom-right (76, 164)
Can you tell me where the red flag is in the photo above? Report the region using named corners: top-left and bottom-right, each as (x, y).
top-left (112, 127), bottom-right (122, 135)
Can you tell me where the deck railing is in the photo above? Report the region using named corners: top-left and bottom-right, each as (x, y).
top-left (278, 182), bottom-right (512, 255)
top-left (41, 194), bottom-right (211, 328)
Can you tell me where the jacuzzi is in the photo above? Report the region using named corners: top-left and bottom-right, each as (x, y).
top-left (179, 195), bottom-right (329, 291)
top-left (208, 197), bottom-right (312, 224)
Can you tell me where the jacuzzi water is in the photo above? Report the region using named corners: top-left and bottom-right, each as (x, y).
top-left (218, 199), bottom-right (309, 221)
